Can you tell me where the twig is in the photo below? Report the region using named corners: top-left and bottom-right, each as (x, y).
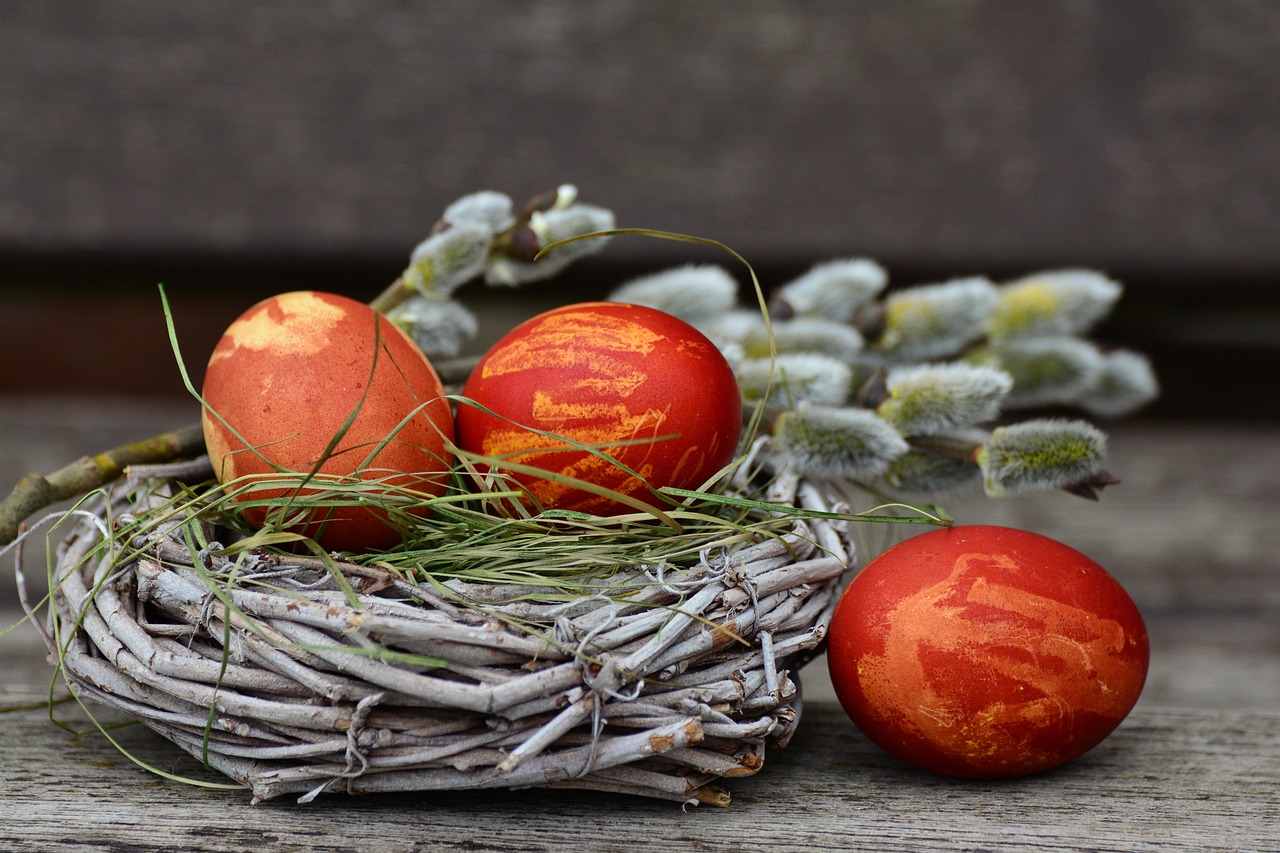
top-left (0, 423), bottom-right (206, 546)
top-left (29, 467), bottom-right (850, 804)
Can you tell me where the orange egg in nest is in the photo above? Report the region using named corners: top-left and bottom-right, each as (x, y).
top-left (201, 291), bottom-right (454, 552)
top-left (456, 302), bottom-right (743, 515)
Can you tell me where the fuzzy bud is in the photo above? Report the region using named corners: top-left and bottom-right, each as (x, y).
top-left (772, 403), bottom-right (909, 480)
top-left (554, 184), bottom-right (579, 207)
top-left (877, 363), bottom-right (1013, 436)
top-left (697, 309), bottom-right (768, 352)
top-left (1076, 348), bottom-right (1160, 418)
top-left (386, 296), bottom-right (480, 359)
top-left (770, 259), bottom-right (888, 322)
top-left (401, 222), bottom-right (493, 299)
top-left (608, 264), bottom-right (738, 323)
top-left (486, 203), bottom-right (616, 285)
top-left (736, 353), bottom-right (853, 408)
top-left (977, 418), bottom-right (1107, 497)
top-left (988, 269), bottom-right (1122, 340)
top-left (970, 337), bottom-right (1104, 409)
top-left (883, 445), bottom-right (983, 494)
top-left (741, 317), bottom-right (864, 361)
top-left (875, 277), bottom-right (998, 361)
top-left (442, 191), bottom-right (516, 232)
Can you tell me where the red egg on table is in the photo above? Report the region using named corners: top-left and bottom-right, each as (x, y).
top-left (828, 524), bottom-right (1149, 779)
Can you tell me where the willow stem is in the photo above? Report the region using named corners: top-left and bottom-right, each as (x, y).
top-left (908, 434), bottom-right (983, 462)
top-left (0, 423), bottom-right (206, 546)
top-left (368, 274), bottom-right (416, 315)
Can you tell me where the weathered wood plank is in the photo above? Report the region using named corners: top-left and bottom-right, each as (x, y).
top-left (0, 676), bottom-right (1275, 852)
top-left (3, 1), bottom-right (1279, 277)
top-left (2, 402), bottom-right (1278, 849)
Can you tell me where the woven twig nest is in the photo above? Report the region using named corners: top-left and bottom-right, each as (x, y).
top-left (43, 464), bottom-right (854, 806)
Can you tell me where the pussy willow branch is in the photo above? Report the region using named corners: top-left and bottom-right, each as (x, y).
top-left (367, 188), bottom-right (562, 316)
top-left (2, 190), bottom-right (592, 545)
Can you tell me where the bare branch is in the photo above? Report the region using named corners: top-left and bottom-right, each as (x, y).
top-left (0, 423), bottom-right (205, 545)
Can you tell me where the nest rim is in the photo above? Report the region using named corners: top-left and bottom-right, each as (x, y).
top-left (34, 466), bottom-right (860, 807)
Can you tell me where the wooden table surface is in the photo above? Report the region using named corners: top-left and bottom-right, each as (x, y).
top-left (2, 397), bottom-right (1277, 852)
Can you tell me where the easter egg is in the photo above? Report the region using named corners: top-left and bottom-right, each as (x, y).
top-left (827, 525), bottom-right (1148, 779)
top-left (455, 302), bottom-right (742, 515)
top-left (201, 291), bottom-right (454, 552)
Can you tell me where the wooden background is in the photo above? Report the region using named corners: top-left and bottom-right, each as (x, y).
top-left (2, 0), bottom-right (1279, 419)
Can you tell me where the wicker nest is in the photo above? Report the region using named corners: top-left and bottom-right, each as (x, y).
top-left (41, 466), bottom-right (854, 806)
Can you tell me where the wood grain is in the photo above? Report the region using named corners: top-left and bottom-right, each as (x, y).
top-left (0, 679), bottom-right (1275, 852)
top-left (3, 1), bottom-right (1279, 277)
top-left (2, 401), bottom-right (1278, 850)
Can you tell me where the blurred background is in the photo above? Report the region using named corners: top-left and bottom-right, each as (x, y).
top-left (2, 0), bottom-right (1278, 420)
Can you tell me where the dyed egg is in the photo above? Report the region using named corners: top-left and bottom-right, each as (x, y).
top-left (456, 302), bottom-right (742, 515)
top-left (828, 525), bottom-right (1148, 779)
top-left (201, 291), bottom-right (454, 552)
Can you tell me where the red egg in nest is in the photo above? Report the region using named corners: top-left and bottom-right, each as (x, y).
top-left (828, 525), bottom-right (1149, 779)
top-left (455, 302), bottom-right (743, 515)
top-left (201, 291), bottom-right (454, 553)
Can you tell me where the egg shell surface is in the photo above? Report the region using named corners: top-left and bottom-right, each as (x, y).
top-left (828, 524), bottom-right (1149, 779)
top-left (455, 302), bottom-right (742, 515)
top-left (201, 290), bottom-right (454, 552)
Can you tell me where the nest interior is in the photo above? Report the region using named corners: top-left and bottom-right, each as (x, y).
top-left (40, 470), bottom-right (855, 807)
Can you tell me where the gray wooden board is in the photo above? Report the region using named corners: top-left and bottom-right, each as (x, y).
top-left (2, 400), bottom-right (1279, 849)
top-left (0, 673), bottom-right (1276, 852)
top-left (3, 1), bottom-right (1280, 276)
